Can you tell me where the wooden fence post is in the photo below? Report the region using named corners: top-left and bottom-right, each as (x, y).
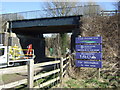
top-left (101, 10), bottom-right (104, 16)
top-left (27, 59), bottom-right (34, 88)
top-left (60, 57), bottom-right (63, 86)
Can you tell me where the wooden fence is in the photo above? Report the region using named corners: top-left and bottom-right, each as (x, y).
top-left (100, 10), bottom-right (120, 16)
top-left (0, 56), bottom-right (69, 89)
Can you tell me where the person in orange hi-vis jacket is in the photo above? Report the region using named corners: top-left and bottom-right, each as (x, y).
top-left (26, 44), bottom-right (33, 58)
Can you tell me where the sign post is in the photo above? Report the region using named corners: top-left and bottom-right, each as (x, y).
top-left (75, 36), bottom-right (102, 79)
top-left (98, 42), bottom-right (101, 79)
top-left (75, 60), bottom-right (102, 68)
top-left (76, 45), bottom-right (102, 52)
top-left (76, 52), bottom-right (102, 60)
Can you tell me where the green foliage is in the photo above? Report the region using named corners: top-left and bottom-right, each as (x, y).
top-left (65, 79), bottom-right (84, 88)
top-left (15, 84), bottom-right (27, 90)
top-left (60, 33), bottom-right (68, 55)
top-left (64, 76), bottom-right (120, 88)
top-left (34, 78), bottom-right (45, 86)
top-left (14, 70), bottom-right (59, 89)
top-left (85, 79), bottom-right (109, 88)
top-left (101, 74), bottom-right (120, 88)
top-left (34, 71), bottom-right (59, 88)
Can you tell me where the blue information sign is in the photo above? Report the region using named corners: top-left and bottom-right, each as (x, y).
top-left (76, 37), bottom-right (102, 43)
top-left (76, 53), bottom-right (102, 60)
top-left (75, 60), bottom-right (102, 68)
top-left (76, 45), bottom-right (102, 51)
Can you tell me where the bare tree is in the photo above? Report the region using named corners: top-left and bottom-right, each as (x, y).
top-left (43, 1), bottom-right (101, 56)
top-left (84, 2), bottom-right (101, 16)
top-left (43, 2), bottom-right (80, 56)
top-left (113, 1), bottom-right (120, 10)
top-left (0, 13), bottom-right (24, 32)
top-left (0, 15), bottom-right (2, 33)
top-left (43, 2), bottom-right (79, 17)
top-left (118, 1), bottom-right (120, 10)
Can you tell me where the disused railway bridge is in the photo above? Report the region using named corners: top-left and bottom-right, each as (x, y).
top-left (4, 15), bottom-right (82, 62)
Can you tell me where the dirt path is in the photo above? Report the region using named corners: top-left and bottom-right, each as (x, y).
top-left (1, 73), bottom-right (27, 84)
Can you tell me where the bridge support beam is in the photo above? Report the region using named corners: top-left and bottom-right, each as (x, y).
top-left (17, 34), bottom-right (45, 63)
top-left (71, 28), bottom-right (80, 53)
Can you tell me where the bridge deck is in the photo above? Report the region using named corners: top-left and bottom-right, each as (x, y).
top-left (8, 15), bottom-right (81, 34)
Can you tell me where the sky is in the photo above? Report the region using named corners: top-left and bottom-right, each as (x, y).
top-left (0, 0), bottom-right (119, 37)
top-left (0, 1), bottom-right (119, 14)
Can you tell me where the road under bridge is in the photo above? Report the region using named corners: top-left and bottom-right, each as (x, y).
top-left (6, 15), bottom-right (82, 63)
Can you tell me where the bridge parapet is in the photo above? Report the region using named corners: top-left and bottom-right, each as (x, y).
top-left (1, 5), bottom-right (100, 21)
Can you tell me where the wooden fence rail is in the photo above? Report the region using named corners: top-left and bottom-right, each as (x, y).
top-left (0, 60), bottom-right (61, 75)
top-left (34, 69), bottom-right (60, 80)
top-left (34, 76), bottom-right (60, 88)
top-left (0, 56), bottom-right (69, 89)
top-left (35, 60), bottom-right (60, 68)
top-left (0, 64), bottom-right (28, 74)
top-left (0, 79), bottom-right (27, 89)
top-left (100, 10), bottom-right (120, 16)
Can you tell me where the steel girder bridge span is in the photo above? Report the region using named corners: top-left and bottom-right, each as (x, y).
top-left (7, 15), bottom-right (82, 63)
